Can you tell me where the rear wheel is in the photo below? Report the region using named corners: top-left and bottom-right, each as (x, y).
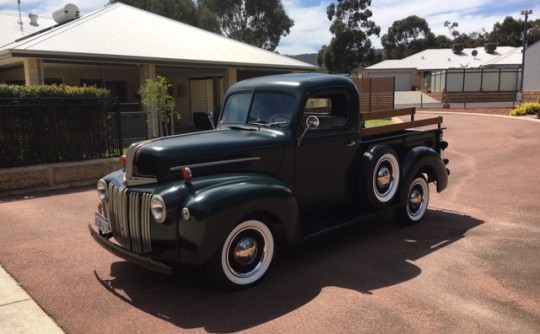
top-left (395, 175), bottom-right (430, 225)
top-left (208, 219), bottom-right (275, 289)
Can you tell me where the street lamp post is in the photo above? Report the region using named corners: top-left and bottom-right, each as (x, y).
top-left (520, 9), bottom-right (533, 103)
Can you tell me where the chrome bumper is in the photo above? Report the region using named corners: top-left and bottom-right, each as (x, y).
top-left (89, 224), bottom-right (172, 274)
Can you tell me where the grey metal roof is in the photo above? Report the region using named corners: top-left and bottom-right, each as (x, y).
top-left (0, 12), bottom-right (56, 48)
top-left (0, 3), bottom-right (315, 71)
top-left (366, 46), bottom-right (520, 71)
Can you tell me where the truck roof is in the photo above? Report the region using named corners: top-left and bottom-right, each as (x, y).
top-left (228, 73), bottom-right (359, 96)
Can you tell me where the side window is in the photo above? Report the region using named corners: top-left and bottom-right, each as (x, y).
top-left (305, 98), bottom-right (332, 115)
top-left (303, 91), bottom-right (350, 130)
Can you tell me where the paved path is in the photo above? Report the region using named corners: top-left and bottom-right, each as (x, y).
top-left (0, 112), bottom-right (539, 333)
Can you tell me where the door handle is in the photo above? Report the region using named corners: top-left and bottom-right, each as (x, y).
top-left (346, 140), bottom-right (356, 147)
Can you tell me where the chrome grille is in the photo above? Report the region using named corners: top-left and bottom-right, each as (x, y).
top-left (106, 183), bottom-right (152, 253)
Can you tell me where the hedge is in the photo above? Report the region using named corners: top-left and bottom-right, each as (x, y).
top-left (0, 84), bottom-right (120, 168)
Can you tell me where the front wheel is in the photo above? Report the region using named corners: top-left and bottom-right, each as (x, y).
top-left (208, 219), bottom-right (275, 289)
top-left (394, 175), bottom-right (430, 225)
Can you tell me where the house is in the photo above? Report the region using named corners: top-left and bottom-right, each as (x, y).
top-left (362, 45), bottom-right (521, 93)
top-left (523, 40), bottom-right (540, 101)
top-left (0, 3), bottom-right (316, 136)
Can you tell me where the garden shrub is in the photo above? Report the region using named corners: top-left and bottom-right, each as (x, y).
top-left (510, 102), bottom-right (540, 116)
top-left (0, 84), bottom-right (118, 168)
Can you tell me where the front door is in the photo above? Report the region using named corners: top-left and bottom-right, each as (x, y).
top-left (294, 89), bottom-right (359, 217)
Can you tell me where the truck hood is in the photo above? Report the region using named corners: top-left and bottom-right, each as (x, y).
top-left (124, 128), bottom-right (289, 185)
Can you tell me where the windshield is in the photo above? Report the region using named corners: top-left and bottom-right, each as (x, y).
top-left (219, 92), bottom-right (295, 128)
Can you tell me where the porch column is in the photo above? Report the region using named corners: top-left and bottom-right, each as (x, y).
top-left (223, 67), bottom-right (237, 93)
top-left (138, 64), bottom-right (158, 138)
top-left (23, 58), bottom-right (44, 86)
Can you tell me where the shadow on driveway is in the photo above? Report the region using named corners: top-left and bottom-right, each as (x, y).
top-left (94, 209), bottom-right (483, 333)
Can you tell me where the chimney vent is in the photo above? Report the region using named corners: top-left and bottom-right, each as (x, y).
top-left (452, 44), bottom-right (464, 54)
top-left (28, 14), bottom-right (38, 26)
top-left (484, 43), bottom-right (497, 54)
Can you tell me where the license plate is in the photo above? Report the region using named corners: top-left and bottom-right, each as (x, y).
top-left (95, 212), bottom-right (111, 234)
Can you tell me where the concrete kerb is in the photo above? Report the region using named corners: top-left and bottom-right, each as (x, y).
top-left (418, 110), bottom-right (540, 123)
top-left (0, 265), bottom-right (64, 334)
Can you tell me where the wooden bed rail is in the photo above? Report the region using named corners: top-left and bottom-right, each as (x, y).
top-left (361, 107), bottom-right (443, 137)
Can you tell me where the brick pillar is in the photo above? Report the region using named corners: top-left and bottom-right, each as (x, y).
top-left (23, 58), bottom-right (44, 86)
top-left (138, 64), bottom-right (158, 138)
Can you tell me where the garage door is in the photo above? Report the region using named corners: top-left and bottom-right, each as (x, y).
top-left (369, 73), bottom-right (412, 91)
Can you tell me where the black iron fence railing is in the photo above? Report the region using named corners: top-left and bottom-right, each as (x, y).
top-left (0, 97), bottom-right (121, 168)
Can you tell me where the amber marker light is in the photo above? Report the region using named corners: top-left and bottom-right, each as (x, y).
top-left (182, 167), bottom-right (193, 184)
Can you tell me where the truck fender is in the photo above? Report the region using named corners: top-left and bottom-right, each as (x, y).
top-left (397, 146), bottom-right (448, 204)
top-left (178, 175), bottom-right (300, 265)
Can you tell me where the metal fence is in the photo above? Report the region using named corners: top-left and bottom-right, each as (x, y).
top-left (431, 68), bottom-right (520, 93)
top-left (0, 97), bottom-right (121, 168)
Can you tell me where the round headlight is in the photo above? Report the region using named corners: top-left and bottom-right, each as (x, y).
top-left (151, 195), bottom-right (166, 223)
top-left (97, 179), bottom-right (108, 201)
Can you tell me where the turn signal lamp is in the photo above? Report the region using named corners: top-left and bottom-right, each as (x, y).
top-left (182, 167), bottom-right (193, 184)
top-left (119, 155), bottom-right (127, 168)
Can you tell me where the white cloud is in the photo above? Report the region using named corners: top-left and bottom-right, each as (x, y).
top-left (276, 0), bottom-right (333, 55)
top-left (2, 0), bottom-right (539, 54)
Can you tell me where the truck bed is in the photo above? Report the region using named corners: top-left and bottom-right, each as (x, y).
top-left (361, 107), bottom-right (443, 137)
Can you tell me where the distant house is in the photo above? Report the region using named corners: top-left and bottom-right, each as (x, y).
top-left (362, 44), bottom-right (522, 93)
top-left (523, 40), bottom-right (540, 101)
top-left (0, 3), bottom-right (315, 135)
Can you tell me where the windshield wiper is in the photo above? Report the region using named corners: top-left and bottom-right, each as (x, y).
top-left (228, 125), bottom-right (256, 131)
top-left (249, 121), bottom-right (288, 128)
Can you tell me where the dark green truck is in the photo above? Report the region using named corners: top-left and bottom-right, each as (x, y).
top-left (90, 73), bottom-right (449, 288)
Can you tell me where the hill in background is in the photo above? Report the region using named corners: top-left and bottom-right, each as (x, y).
top-left (288, 53), bottom-right (318, 66)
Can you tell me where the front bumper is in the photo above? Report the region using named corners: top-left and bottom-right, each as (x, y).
top-left (89, 224), bottom-right (172, 274)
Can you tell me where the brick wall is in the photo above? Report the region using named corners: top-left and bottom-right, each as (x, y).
top-left (0, 158), bottom-right (120, 196)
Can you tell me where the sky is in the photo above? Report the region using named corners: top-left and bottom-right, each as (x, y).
top-left (1, 0), bottom-right (539, 55)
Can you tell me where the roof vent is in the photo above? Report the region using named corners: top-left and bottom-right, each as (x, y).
top-left (485, 43), bottom-right (497, 54)
top-left (452, 44), bottom-right (464, 54)
top-left (53, 4), bottom-right (80, 24)
top-left (28, 14), bottom-right (38, 26)
top-left (472, 50), bottom-right (478, 57)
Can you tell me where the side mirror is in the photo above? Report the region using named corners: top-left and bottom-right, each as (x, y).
top-left (298, 115), bottom-right (320, 146)
top-left (306, 115), bottom-right (320, 129)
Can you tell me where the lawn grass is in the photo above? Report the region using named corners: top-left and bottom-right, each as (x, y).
top-left (364, 118), bottom-right (395, 128)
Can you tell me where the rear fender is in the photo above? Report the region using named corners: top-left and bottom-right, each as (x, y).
top-left (398, 147), bottom-right (448, 204)
top-left (178, 174), bottom-right (299, 265)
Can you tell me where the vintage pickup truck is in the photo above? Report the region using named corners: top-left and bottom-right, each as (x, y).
top-left (90, 73), bottom-right (449, 288)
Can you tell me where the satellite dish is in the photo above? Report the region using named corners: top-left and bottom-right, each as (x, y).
top-left (472, 50), bottom-right (478, 57)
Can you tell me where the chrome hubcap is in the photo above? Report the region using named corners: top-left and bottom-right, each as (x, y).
top-left (409, 188), bottom-right (423, 214)
top-left (377, 166), bottom-right (391, 189)
top-left (234, 237), bottom-right (258, 266)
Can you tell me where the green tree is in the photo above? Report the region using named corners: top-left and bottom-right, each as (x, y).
top-left (138, 76), bottom-right (177, 138)
top-left (452, 30), bottom-right (489, 48)
top-left (201, 0), bottom-right (294, 51)
top-left (489, 16), bottom-right (540, 47)
top-left (430, 34), bottom-right (453, 48)
top-left (318, 0), bottom-right (380, 74)
top-left (108, 0), bottom-right (198, 26)
top-left (381, 16), bottom-right (434, 59)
